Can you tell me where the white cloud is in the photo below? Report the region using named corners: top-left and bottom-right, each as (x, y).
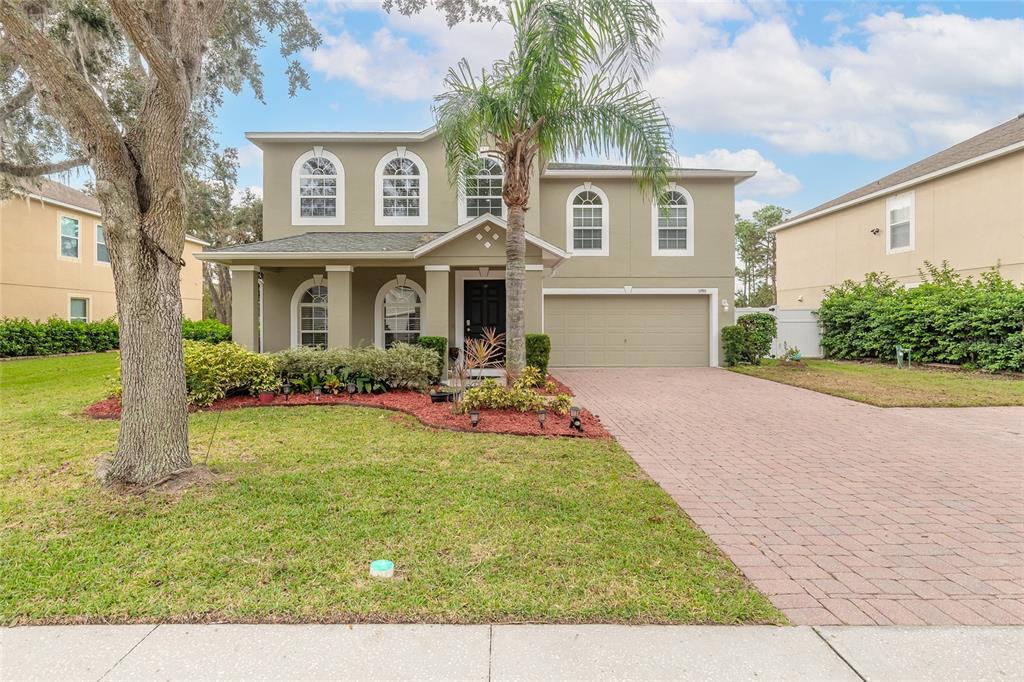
top-left (675, 148), bottom-right (800, 197)
top-left (648, 10), bottom-right (1024, 158)
top-left (734, 198), bottom-right (765, 218)
top-left (236, 143), bottom-right (262, 170)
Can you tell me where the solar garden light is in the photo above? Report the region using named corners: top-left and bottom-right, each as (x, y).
top-left (469, 409), bottom-right (480, 428)
top-left (313, 386), bottom-right (322, 401)
top-left (569, 406), bottom-right (583, 432)
top-left (537, 408), bottom-right (547, 429)
top-left (347, 381), bottom-right (357, 395)
top-left (282, 379), bottom-right (291, 402)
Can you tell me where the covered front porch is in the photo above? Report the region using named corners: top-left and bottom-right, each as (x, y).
top-left (195, 215), bottom-right (567, 354)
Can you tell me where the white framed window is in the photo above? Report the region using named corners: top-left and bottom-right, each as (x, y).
top-left (96, 225), bottom-right (110, 264)
top-left (375, 148), bottom-right (428, 226)
top-left (60, 216), bottom-right (80, 259)
top-left (886, 192), bottom-right (914, 254)
top-left (69, 297), bottom-right (89, 322)
top-left (459, 155), bottom-right (504, 223)
top-left (291, 148), bottom-right (345, 226)
top-left (565, 184), bottom-right (609, 257)
top-left (651, 184), bottom-right (694, 257)
top-left (297, 284), bottom-right (328, 348)
top-left (374, 279), bottom-right (425, 348)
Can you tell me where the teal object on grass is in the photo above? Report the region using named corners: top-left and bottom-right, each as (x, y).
top-left (370, 559), bottom-right (393, 572)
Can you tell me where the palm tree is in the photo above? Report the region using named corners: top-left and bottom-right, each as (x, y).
top-left (434, 0), bottom-right (673, 375)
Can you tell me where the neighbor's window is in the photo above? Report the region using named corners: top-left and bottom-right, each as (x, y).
top-left (298, 285), bottom-right (328, 348)
top-left (69, 297), bottom-right (88, 323)
top-left (567, 187), bottom-right (608, 255)
top-left (886, 192), bottom-right (914, 254)
top-left (291, 149), bottom-right (344, 225)
top-left (652, 187), bottom-right (693, 256)
top-left (96, 225), bottom-right (110, 263)
top-left (463, 156), bottom-right (504, 220)
top-left (376, 150), bottom-right (428, 225)
top-left (60, 216), bottom-right (80, 258)
top-left (382, 285), bottom-right (422, 347)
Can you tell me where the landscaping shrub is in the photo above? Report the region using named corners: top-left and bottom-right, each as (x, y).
top-left (526, 333), bottom-right (551, 376)
top-left (182, 319), bottom-right (232, 343)
top-left (738, 312), bottom-right (777, 363)
top-left (270, 344), bottom-right (438, 391)
top-left (0, 317), bottom-right (119, 357)
top-left (462, 372), bottom-right (573, 414)
top-left (182, 341), bottom-right (279, 406)
top-left (0, 317), bottom-right (229, 357)
top-left (817, 264), bottom-right (1024, 372)
top-left (417, 335), bottom-right (448, 379)
top-left (721, 325), bottom-right (747, 367)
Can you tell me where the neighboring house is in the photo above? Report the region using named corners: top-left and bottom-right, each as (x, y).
top-left (197, 129), bottom-right (754, 367)
top-left (0, 179), bottom-right (206, 322)
top-left (772, 114), bottom-right (1024, 308)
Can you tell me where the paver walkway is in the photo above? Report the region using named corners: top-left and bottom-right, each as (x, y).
top-left (557, 368), bottom-right (1024, 626)
top-left (3, 624), bottom-right (1022, 681)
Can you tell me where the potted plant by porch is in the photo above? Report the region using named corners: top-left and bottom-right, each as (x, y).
top-left (429, 386), bottom-right (458, 403)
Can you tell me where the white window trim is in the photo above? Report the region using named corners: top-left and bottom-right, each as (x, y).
top-left (58, 214), bottom-right (81, 261)
top-left (651, 182), bottom-right (694, 257)
top-left (68, 294), bottom-right (91, 322)
top-left (291, 148), bottom-right (345, 227)
top-left (375, 148), bottom-right (429, 226)
top-left (374, 277), bottom-right (427, 348)
top-left (458, 153), bottom-right (505, 224)
top-left (289, 277), bottom-right (329, 348)
top-left (885, 191), bottom-right (915, 255)
top-left (565, 183), bottom-right (609, 257)
top-left (95, 224), bottom-right (110, 265)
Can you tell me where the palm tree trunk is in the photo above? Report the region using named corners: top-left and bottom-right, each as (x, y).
top-left (505, 203), bottom-right (527, 375)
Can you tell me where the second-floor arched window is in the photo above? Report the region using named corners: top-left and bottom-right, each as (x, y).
top-left (291, 148), bottom-right (345, 226)
top-left (460, 156), bottom-right (504, 222)
top-left (375, 149), bottom-right (428, 225)
top-left (565, 184), bottom-right (609, 256)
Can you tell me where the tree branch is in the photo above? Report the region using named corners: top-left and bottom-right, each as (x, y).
top-left (106, 0), bottom-right (180, 90)
top-left (0, 82), bottom-right (34, 118)
top-left (0, 156), bottom-right (89, 176)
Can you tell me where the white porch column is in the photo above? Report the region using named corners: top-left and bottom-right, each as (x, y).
top-left (230, 265), bottom-right (260, 351)
top-left (526, 264), bottom-right (545, 334)
top-left (327, 265), bottom-right (353, 348)
top-left (424, 265), bottom-right (451, 340)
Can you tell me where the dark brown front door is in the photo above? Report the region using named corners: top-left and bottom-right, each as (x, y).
top-left (464, 279), bottom-right (506, 340)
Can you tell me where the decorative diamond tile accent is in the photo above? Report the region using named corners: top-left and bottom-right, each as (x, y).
top-left (475, 233), bottom-right (483, 240)
top-left (484, 241), bottom-right (492, 248)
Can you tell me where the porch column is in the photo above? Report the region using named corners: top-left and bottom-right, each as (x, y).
top-left (525, 264), bottom-right (545, 333)
top-left (424, 265), bottom-right (450, 340)
top-left (327, 265), bottom-right (353, 348)
top-left (230, 265), bottom-right (260, 351)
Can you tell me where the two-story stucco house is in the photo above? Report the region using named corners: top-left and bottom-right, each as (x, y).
top-left (0, 179), bottom-right (206, 322)
top-left (197, 128), bottom-right (754, 367)
top-left (772, 114), bottom-right (1024, 308)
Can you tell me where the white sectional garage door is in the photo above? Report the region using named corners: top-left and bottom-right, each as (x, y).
top-left (544, 294), bottom-right (710, 367)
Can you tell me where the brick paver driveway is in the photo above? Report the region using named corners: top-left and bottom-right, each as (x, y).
top-left (558, 368), bottom-right (1024, 626)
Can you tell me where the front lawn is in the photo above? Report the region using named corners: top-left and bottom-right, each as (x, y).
top-left (730, 359), bottom-right (1024, 407)
top-left (0, 353), bottom-right (780, 625)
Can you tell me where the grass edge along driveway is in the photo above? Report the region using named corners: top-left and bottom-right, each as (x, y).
top-left (730, 359), bottom-right (1024, 408)
top-left (0, 353), bottom-right (781, 626)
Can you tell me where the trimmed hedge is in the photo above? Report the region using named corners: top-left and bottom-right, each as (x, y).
top-left (817, 264), bottom-right (1024, 372)
top-left (722, 313), bottom-right (777, 366)
top-left (526, 333), bottom-right (552, 376)
top-left (0, 317), bottom-right (231, 358)
top-left (182, 341), bottom-right (279, 406)
top-left (417, 335), bottom-right (448, 380)
top-left (270, 343), bottom-right (442, 389)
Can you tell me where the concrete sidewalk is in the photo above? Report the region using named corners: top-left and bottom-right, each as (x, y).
top-left (2, 624), bottom-right (1022, 681)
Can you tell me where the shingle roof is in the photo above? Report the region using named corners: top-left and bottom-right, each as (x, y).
top-left (783, 114), bottom-right (1024, 226)
top-left (206, 231), bottom-right (445, 254)
top-left (15, 177), bottom-right (101, 213)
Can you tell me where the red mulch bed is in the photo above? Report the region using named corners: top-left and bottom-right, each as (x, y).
top-left (83, 390), bottom-right (610, 439)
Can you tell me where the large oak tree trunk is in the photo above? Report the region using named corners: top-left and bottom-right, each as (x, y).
top-left (105, 210), bottom-right (191, 484)
top-left (505, 203), bottom-right (527, 375)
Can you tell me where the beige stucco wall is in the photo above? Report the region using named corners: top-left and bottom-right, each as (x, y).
top-left (776, 151), bottom-right (1024, 308)
top-left (0, 195), bottom-right (205, 321)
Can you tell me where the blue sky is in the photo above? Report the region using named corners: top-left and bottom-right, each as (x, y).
top-left (215, 0), bottom-right (1024, 216)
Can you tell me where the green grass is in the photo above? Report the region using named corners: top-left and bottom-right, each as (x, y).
top-left (730, 359), bottom-right (1024, 407)
top-left (0, 353), bottom-right (780, 625)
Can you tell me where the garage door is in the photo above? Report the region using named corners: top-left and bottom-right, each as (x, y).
top-left (544, 295), bottom-right (710, 367)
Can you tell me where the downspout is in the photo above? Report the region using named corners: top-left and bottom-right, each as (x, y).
top-left (258, 272), bottom-right (265, 353)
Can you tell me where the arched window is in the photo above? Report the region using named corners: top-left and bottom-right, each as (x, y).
top-left (460, 156), bottom-right (504, 222)
top-left (291, 149), bottom-right (345, 225)
top-left (296, 283), bottom-right (328, 348)
top-left (565, 184), bottom-right (609, 256)
top-left (651, 184), bottom-right (694, 256)
top-left (375, 149), bottom-right (428, 225)
top-left (374, 279), bottom-right (425, 347)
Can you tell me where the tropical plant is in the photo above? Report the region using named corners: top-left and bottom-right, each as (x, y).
top-left (434, 0), bottom-right (673, 373)
top-left (525, 333), bottom-right (551, 377)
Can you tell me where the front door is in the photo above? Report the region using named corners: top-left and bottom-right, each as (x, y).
top-left (464, 279), bottom-right (506, 340)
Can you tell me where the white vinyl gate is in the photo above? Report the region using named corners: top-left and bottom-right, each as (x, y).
top-left (736, 307), bottom-right (822, 358)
